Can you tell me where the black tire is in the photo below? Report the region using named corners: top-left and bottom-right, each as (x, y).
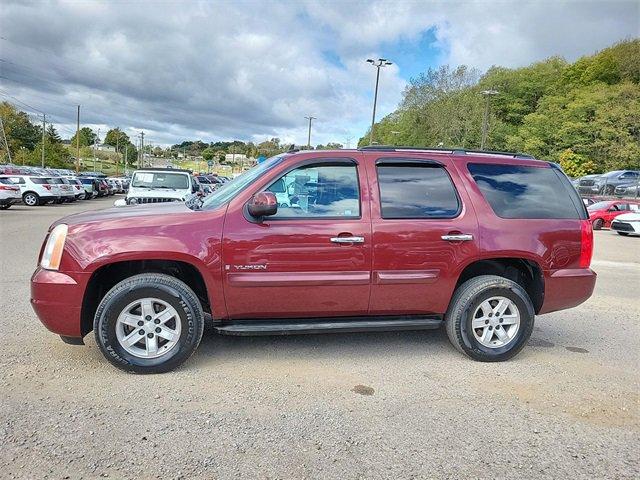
top-left (0, 204), bottom-right (11, 210)
top-left (592, 218), bottom-right (604, 230)
top-left (617, 231), bottom-right (629, 236)
top-left (84, 192), bottom-right (91, 200)
top-left (94, 273), bottom-right (205, 374)
top-left (22, 192), bottom-right (40, 206)
top-left (445, 275), bottom-right (535, 362)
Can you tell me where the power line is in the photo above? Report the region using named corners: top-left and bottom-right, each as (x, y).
top-left (0, 90), bottom-right (44, 115)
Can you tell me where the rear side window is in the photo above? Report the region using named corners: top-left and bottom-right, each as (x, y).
top-left (377, 164), bottom-right (460, 219)
top-left (30, 177), bottom-right (49, 184)
top-left (467, 163), bottom-right (582, 219)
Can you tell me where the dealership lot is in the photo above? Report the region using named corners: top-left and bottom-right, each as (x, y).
top-left (1, 198), bottom-right (638, 479)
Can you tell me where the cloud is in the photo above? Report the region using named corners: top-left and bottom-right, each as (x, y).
top-left (0, 0), bottom-right (637, 147)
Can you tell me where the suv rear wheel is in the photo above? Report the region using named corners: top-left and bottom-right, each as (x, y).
top-left (445, 275), bottom-right (534, 362)
top-left (22, 192), bottom-right (40, 206)
top-left (94, 273), bottom-right (205, 373)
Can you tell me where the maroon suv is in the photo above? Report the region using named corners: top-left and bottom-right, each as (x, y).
top-left (31, 147), bottom-right (596, 373)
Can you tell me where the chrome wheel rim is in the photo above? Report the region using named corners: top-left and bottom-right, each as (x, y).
top-left (24, 194), bottom-right (37, 206)
top-left (471, 296), bottom-right (520, 348)
top-left (115, 298), bottom-right (182, 359)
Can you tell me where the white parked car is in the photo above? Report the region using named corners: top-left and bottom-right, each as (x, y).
top-left (611, 212), bottom-right (640, 236)
top-left (1, 175), bottom-right (58, 206)
top-left (0, 176), bottom-right (22, 209)
top-left (48, 177), bottom-right (76, 203)
top-left (117, 168), bottom-right (199, 206)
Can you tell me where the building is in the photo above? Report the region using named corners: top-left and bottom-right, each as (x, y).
top-left (96, 144), bottom-right (116, 153)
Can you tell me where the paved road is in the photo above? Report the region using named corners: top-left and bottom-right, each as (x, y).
top-left (1, 198), bottom-right (638, 479)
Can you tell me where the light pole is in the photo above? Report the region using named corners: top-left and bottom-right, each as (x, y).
top-left (304, 116), bottom-right (316, 149)
top-left (480, 89), bottom-right (499, 150)
top-left (366, 58), bottom-right (392, 145)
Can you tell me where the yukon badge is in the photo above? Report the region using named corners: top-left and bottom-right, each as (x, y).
top-left (226, 264), bottom-right (268, 271)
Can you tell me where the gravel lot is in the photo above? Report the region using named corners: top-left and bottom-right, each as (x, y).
top-left (1, 197), bottom-right (638, 479)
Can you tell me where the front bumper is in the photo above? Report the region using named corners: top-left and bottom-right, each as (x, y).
top-left (30, 268), bottom-right (87, 337)
top-left (612, 220), bottom-right (640, 234)
top-left (539, 268), bottom-right (597, 314)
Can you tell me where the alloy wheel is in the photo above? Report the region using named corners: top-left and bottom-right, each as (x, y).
top-left (23, 193), bottom-right (38, 206)
top-left (471, 296), bottom-right (521, 348)
top-left (115, 298), bottom-right (182, 359)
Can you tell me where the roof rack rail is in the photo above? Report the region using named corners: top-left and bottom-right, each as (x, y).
top-left (358, 145), bottom-right (534, 159)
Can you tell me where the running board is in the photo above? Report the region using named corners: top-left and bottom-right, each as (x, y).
top-left (214, 316), bottom-right (442, 336)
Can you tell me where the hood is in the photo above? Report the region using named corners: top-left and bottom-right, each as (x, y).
top-left (52, 202), bottom-right (193, 230)
top-left (613, 212), bottom-right (640, 222)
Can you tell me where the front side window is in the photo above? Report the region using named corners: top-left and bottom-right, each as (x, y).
top-left (377, 164), bottom-right (460, 219)
top-left (265, 163), bottom-right (360, 218)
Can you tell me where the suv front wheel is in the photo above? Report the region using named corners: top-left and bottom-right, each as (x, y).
top-left (94, 273), bottom-right (205, 373)
top-left (445, 275), bottom-right (534, 362)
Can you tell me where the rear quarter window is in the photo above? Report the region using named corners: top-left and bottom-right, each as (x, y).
top-left (467, 163), bottom-right (583, 219)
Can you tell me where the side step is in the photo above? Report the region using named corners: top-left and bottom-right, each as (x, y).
top-left (214, 316), bottom-right (442, 336)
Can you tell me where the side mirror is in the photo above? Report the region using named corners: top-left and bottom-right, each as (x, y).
top-left (247, 192), bottom-right (277, 219)
top-left (114, 199), bottom-right (127, 207)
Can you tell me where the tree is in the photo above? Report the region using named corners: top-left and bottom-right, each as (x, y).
top-left (359, 38), bottom-right (640, 171)
top-left (0, 101), bottom-right (41, 156)
top-left (202, 147), bottom-right (215, 162)
top-left (70, 127), bottom-right (98, 147)
top-left (46, 124), bottom-right (62, 143)
top-left (104, 128), bottom-right (130, 153)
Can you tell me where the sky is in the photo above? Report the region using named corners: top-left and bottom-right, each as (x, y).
top-left (0, 0), bottom-right (638, 148)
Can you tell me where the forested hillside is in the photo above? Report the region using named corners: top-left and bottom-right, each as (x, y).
top-left (360, 39), bottom-right (640, 176)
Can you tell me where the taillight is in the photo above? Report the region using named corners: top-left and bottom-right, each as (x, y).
top-left (579, 220), bottom-right (593, 268)
top-left (43, 184), bottom-right (52, 190)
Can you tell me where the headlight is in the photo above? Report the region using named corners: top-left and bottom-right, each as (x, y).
top-left (40, 224), bottom-right (68, 270)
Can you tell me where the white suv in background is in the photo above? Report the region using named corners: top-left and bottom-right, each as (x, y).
top-left (0, 177), bottom-right (22, 209)
top-left (2, 175), bottom-right (58, 206)
top-left (119, 168), bottom-right (199, 205)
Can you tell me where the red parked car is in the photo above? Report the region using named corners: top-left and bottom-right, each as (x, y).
top-left (587, 200), bottom-right (640, 229)
top-left (31, 147), bottom-right (596, 373)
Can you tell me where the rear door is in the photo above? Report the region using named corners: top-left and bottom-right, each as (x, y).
top-left (365, 155), bottom-right (479, 315)
top-left (222, 155), bottom-right (372, 319)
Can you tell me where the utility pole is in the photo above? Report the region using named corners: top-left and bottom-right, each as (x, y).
top-left (93, 128), bottom-right (100, 172)
top-left (140, 131), bottom-right (145, 168)
top-left (41, 114), bottom-right (46, 168)
top-left (75, 105), bottom-right (80, 173)
top-left (480, 89), bottom-right (499, 150)
top-left (124, 143), bottom-right (128, 175)
top-left (366, 58), bottom-right (393, 145)
top-left (115, 134), bottom-right (120, 176)
top-left (304, 116), bottom-right (316, 149)
top-left (0, 116), bottom-right (12, 163)
top-left (345, 136), bottom-right (352, 149)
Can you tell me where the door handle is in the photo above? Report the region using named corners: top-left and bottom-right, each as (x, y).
top-left (441, 233), bottom-right (473, 242)
top-left (330, 236), bottom-right (365, 244)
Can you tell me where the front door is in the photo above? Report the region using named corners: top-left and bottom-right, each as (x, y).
top-left (221, 157), bottom-right (372, 319)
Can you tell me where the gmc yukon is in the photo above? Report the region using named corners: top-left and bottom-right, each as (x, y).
top-left (31, 147), bottom-right (596, 373)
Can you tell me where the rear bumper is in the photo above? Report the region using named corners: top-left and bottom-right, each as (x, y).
top-left (539, 268), bottom-right (597, 314)
top-left (0, 197), bottom-right (20, 205)
top-left (30, 268), bottom-right (86, 337)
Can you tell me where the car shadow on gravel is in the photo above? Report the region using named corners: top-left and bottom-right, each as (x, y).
top-left (189, 327), bottom-right (452, 369)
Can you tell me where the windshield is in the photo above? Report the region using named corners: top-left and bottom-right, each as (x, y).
top-left (132, 171), bottom-right (189, 189)
top-left (588, 201), bottom-right (613, 210)
top-left (200, 154), bottom-right (288, 210)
